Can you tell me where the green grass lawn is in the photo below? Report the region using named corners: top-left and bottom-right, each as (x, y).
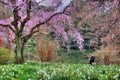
top-left (0, 62), bottom-right (120, 80)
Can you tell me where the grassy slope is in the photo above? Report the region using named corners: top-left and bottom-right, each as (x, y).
top-left (0, 62), bottom-right (120, 80)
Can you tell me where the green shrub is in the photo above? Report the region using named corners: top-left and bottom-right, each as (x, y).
top-left (0, 47), bottom-right (14, 64)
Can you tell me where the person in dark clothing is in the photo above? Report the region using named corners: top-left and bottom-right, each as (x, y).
top-left (89, 54), bottom-right (95, 65)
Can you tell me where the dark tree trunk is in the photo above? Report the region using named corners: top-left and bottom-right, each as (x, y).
top-left (14, 33), bottom-right (26, 64)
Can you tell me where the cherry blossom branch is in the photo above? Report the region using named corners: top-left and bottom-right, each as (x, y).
top-left (0, 0), bottom-right (9, 5)
top-left (0, 24), bottom-right (15, 33)
top-left (20, 0), bottom-right (31, 32)
top-left (0, 0), bottom-right (13, 7)
top-left (37, 0), bottom-right (46, 4)
top-left (11, 6), bottom-right (21, 32)
top-left (22, 5), bottom-right (70, 41)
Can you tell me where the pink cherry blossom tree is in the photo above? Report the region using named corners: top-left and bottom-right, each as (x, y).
top-left (0, 0), bottom-right (74, 63)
